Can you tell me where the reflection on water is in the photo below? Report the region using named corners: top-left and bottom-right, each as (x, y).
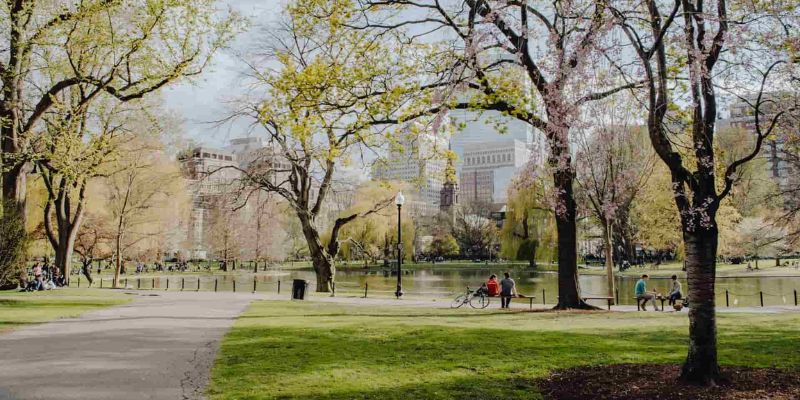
top-left (134, 266), bottom-right (800, 308)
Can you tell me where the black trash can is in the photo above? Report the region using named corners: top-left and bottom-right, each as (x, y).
top-left (292, 279), bottom-right (308, 300)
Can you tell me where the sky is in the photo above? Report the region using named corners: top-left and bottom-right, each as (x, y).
top-left (162, 0), bottom-right (285, 148)
top-left (161, 0), bottom-right (535, 153)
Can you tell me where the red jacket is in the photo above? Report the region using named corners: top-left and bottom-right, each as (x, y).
top-left (487, 279), bottom-right (500, 296)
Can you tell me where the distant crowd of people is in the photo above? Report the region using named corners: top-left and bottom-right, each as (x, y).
top-left (20, 260), bottom-right (66, 291)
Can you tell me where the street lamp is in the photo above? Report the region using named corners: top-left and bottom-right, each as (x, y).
top-left (395, 191), bottom-right (405, 298)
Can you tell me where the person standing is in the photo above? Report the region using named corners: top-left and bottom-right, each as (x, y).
top-left (500, 272), bottom-right (517, 309)
top-left (33, 262), bottom-right (44, 291)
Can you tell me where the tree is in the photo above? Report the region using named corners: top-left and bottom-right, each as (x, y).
top-left (0, 0), bottom-right (238, 218)
top-left (0, 201), bottom-right (28, 289)
top-left (226, 3), bottom-right (423, 292)
top-left (575, 99), bottom-right (655, 303)
top-left (73, 212), bottom-right (114, 285)
top-left (766, 96), bottom-right (800, 245)
top-left (630, 163), bottom-right (685, 256)
top-left (246, 193), bottom-right (285, 266)
top-left (338, 183), bottom-right (411, 266)
top-left (717, 126), bottom-right (781, 218)
top-left (734, 216), bottom-right (788, 268)
top-left (356, 0), bottom-right (640, 309)
top-left (611, 0), bottom-right (800, 383)
top-left (207, 194), bottom-right (244, 271)
top-left (284, 212), bottom-right (310, 261)
top-left (500, 174), bottom-right (556, 268)
top-left (36, 98), bottom-right (148, 279)
top-left (427, 231), bottom-right (460, 259)
top-left (341, 217), bottom-right (384, 266)
top-left (104, 137), bottom-right (187, 287)
top-left (452, 200), bottom-right (498, 259)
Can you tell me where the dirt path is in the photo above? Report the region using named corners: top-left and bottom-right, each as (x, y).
top-left (0, 292), bottom-right (259, 400)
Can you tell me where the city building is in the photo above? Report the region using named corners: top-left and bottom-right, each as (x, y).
top-left (372, 132), bottom-right (449, 217)
top-left (459, 138), bottom-right (532, 204)
top-left (727, 94), bottom-right (797, 182)
top-left (226, 136), bottom-right (269, 167)
top-left (439, 154), bottom-right (459, 215)
top-left (449, 110), bottom-right (538, 172)
top-left (178, 147), bottom-right (240, 259)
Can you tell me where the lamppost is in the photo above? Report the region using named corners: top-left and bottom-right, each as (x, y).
top-left (395, 191), bottom-right (405, 298)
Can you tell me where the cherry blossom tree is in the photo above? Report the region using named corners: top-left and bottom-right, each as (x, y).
top-left (610, 0), bottom-right (800, 384)
top-left (354, 0), bottom-right (640, 309)
top-left (575, 97), bottom-right (655, 303)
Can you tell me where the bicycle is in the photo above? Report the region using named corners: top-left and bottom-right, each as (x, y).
top-left (451, 286), bottom-right (490, 309)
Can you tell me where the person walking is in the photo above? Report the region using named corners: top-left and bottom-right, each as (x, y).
top-left (500, 272), bottom-right (517, 309)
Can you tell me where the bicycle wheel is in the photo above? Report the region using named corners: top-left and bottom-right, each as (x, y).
top-left (470, 294), bottom-right (490, 309)
top-left (451, 294), bottom-right (468, 308)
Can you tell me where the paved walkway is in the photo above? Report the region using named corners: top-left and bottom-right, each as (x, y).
top-left (260, 292), bottom-right (800, 313)
top-left (0, 292), bottom-right (260, 400)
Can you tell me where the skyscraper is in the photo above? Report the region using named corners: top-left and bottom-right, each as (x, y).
top-left (460, 138), bottom-right (532, 204)
top-left (372, 132), bottom-right (449, 217)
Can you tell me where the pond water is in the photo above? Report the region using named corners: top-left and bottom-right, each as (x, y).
top-left (118, 266), bottom-right (800, 308)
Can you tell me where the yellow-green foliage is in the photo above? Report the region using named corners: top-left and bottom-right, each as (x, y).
top-left (500, 180), bottom-right (557, 263)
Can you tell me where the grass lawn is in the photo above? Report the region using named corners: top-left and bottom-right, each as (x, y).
top-left (0, 288), bottom-right (131, 333)
top-left (208, 301), bottom-right (800, 399)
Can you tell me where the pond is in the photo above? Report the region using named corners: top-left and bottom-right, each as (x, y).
top-left (113, 265), bottom-right (800, 308)
top-left (307, 267), bottom-right (800, 308)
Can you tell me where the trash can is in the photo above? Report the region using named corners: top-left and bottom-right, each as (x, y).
top-left (292, 279), bottom-right (308, 300)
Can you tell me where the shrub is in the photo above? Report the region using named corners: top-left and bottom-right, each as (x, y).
top-left (0, 202), bottom-right (29, 289)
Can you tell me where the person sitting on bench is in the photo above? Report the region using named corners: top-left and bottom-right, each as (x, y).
top-left (486, 274), bottom-right (500, 297)
top-left (500, 272), bottom-right (517, 309)
top-left (635, 274), bottom-right (659, 311)
top-left (667, 275), bottom-right (682, 306)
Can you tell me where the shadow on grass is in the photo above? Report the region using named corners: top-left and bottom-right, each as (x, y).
top-left (210, 312), bottom-right (800, 400)
top-left (210, 325), bottom-right (686, 400)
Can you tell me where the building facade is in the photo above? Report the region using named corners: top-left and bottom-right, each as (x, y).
top-left (727, 95), bottom-right (796, 182)
top-left (178, 147), bottom-right (241, 259)
top-left (459, 139), bottom-right (532, 204)
top-left (372, 133), bottom-right (448, 217)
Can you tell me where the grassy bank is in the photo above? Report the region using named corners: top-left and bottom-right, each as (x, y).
top-left (208, 301), bottom-right (800, 399)
top-left (579, 258), bottom-right (800, 278)
top-left (0, 289), bottom-right (131, 333)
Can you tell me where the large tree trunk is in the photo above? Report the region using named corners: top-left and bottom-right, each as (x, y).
top-left (1, 94), bottom-right (28, 221)
top-left (113, 234), bottom-right (123, 288)
top-left (311, 254), bottom-right (334, 292)
top-left (1, 164), bottom-right (26, 219)
top-left (55, 238), bottom-right (76, 284)
top-left (298, 212), bottom-right (335, 293)
top-left (54, 210), bottom-right (83, 281)
top-left (552, 165), bottom-right (595, 310)
top-left (680, 228), bottom-right (721, 384)
top-left (603, 219), bottom-right (616, 305)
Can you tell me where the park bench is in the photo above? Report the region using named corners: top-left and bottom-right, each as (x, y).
top-left (518, 294), bottom-right (537, 309)
top-left (492, 294), bottom-right (537, 309)
top-left (582, 296), bottom-right (614, 310)
top-left (634, 295), bottom-right (683, 311)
